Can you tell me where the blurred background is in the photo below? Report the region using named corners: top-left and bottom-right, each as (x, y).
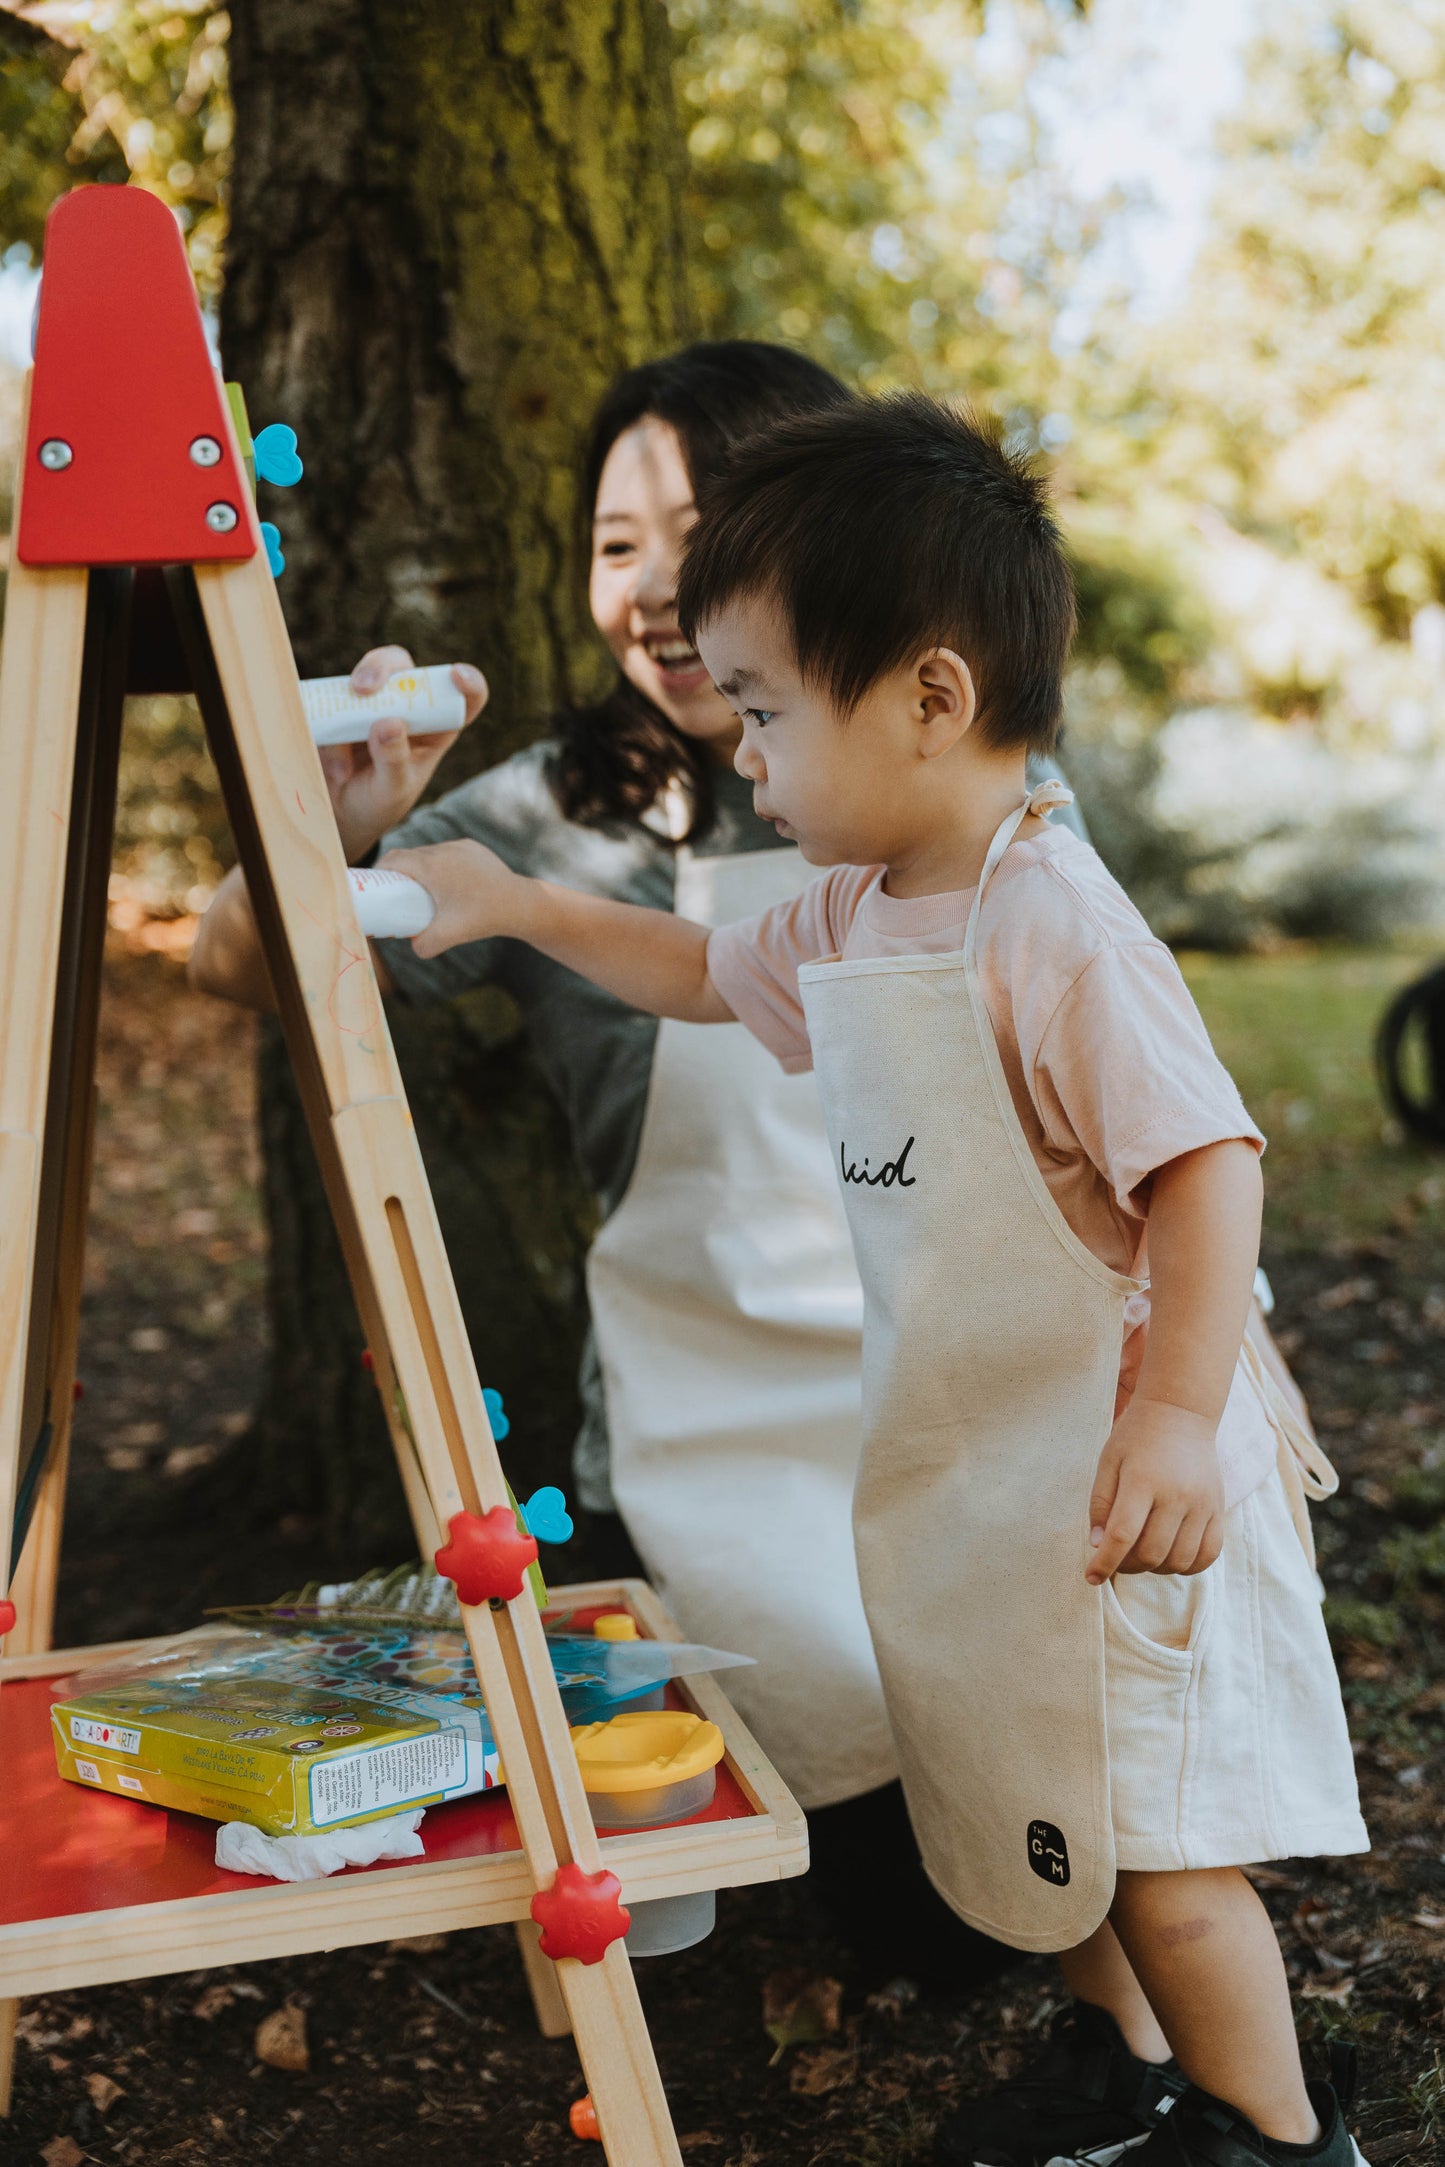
top-left (4, 0), bottom-right (1445, 947)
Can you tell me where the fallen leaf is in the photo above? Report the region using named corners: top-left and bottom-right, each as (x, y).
top-left (84, 2072), bottom-right (124, 2114)
top-left (15, 2011), bottom-right (64, 2048)
top-left (111, 1421), bottom-right (165, 1448)
top-left (40, 2140), bottom-right (87, 2167)
top-left (192, 1983), bottom-right (235, 2020)
top-left (254, 2002), bottom-right (309, 2073)
top-left (762, 1970), bottom-right (843, 2059)
top-left (164, 1442), bottom-right (220, 1477)
top-left (387, 1933), bottom-right (448, 1954)
top-left (790, 2044), bottom-right (857, 2096)
top-left (1413, 1911), bottom-right (1445, 1930)
top-left (1316, 1277), bottom-right (1376, 1313)
top-left (1300, 1976), bottom-right (1354, 2002)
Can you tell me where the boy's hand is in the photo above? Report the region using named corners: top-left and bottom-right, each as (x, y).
top-left (379, 839), bottom-right (527, 959)
top-left (320, 644), bottom-right (487, 861)
top-left (1085, 1397), bottom-right (1224, 1584)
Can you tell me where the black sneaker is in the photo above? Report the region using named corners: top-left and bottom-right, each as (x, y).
top-left (1126, 2069), bottom-right (1367, 2167)
top-left (934, 2000), bottom-right (1187, 2167)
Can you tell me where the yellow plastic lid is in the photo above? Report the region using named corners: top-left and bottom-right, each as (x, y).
top-left (570, 1710), bottom-right (725, 1793)
top-left (592, 1613), bottom-right (639, 1641)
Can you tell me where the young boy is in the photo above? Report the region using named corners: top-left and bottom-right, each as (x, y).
top-left (384, 396), bottom-right (1368, 2167)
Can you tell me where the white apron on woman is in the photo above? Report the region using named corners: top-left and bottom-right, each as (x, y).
top-left (796, 792), bottom-right (1366, 1951)
top-left (589, 834), bottom-right (897, 1811)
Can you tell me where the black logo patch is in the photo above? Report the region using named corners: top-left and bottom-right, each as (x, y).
top-left (1027, 1820), bottom-right (1070, 1886)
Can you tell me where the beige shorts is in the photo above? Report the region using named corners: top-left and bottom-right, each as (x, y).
top-left (1104, 1455), bottom-right (1369, 1872)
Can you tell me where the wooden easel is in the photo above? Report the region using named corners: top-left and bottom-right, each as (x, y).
top-left (0, 185), bottom-right (805, 2158)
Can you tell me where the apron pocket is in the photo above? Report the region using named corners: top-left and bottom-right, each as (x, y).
top-left (1104, 1567), bottom-right (1212, 1667)
top-left (1103, 1569), bottom-right (1214, 1868)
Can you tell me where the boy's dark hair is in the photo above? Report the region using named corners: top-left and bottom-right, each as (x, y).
top-left (676, 394), bottom-right (1075, 753)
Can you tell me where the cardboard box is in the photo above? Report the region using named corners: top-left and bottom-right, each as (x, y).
top-left (52, 1669), bottom-right (499, 1836)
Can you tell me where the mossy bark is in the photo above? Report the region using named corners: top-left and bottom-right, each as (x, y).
top-left (222, 0), bottom-right (690, 1553)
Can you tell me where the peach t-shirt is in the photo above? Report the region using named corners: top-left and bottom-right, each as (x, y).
top-left (707, 823), bottom-right (1277, 1510)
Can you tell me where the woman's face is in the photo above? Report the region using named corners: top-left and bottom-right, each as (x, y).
top-left (589, 416), bottom-right (743, 759)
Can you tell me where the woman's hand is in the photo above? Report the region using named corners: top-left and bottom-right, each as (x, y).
top-left (380, 838), bottom-right (530, 959)
top-left (1085, 1397), bottom-right (1225, 1583)
top-left (321, 645), bottom-right (488, 861)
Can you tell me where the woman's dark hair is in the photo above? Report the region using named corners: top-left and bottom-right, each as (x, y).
top-left (548, 341), bottom-right (851, 840)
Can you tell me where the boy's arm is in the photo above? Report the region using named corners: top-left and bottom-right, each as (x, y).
top-left (1086, 1139), bottom-right (1263, 1584)
top-left (383, 838), bottom-right (736, 1025)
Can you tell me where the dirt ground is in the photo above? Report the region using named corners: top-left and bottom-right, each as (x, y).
top-left (4, 945), bottom-right (1442, 2167)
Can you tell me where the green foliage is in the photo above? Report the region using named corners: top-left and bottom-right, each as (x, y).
top-left (1392, 1461), bottom-right (1445, 1522)
top-left (1323, 1595), bottom-right (1402, 1648)
top-left (1068, 530), bottom-right (1214, 707)
top-left (0, 18), bottom-right (124, 258)
top-left (670, 0), bottom-right (1083, 406)
top-left (1144, 0), bottom-right (1445, 638)
top-left (0, 3), bottom-right (228, 289)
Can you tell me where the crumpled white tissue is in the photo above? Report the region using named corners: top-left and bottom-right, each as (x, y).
top-left (215, 1809), bottom-right (426, 1882)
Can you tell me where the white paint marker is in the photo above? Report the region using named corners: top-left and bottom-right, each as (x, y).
top-left (347, 867), bottom-right (436, 939)
top-left (300, 664), bottom-right (467, 746)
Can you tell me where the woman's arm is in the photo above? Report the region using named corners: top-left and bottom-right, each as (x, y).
top-left (383, 837), bottom-right (735, 1025)
top-left (188, 866), bottom-right (396, 1010)
top-left (188, 646), bottom-right (484, 1010)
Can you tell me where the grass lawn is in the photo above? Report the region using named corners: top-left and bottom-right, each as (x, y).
top-left (1183, 945), bottom-right (1445, 1251)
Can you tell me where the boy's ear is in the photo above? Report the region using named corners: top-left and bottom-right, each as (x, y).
top-left (915, 647), bottom-right (977, 757)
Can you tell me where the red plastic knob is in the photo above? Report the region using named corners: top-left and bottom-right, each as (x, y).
top-left (0, 1600), bottom-right (16, 1636)
top-left (569, 2095), bottom-right (601, 2141)
top-left (434, 1507), bottom-right (538, 1606)
top-left (360, 1348), bottom-right (375, 1374)
top-left (531, 1864), bottom-right (630, 1966)
top-left (72, 1379), bottom-right (84, 1402)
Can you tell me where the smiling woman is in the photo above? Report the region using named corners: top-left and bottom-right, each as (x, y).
top-left (190, 339), bottom-right (1081, 1991)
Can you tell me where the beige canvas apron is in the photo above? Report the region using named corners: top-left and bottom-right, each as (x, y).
top-left (797, 790), bottom-right (1140, 1950)
top-left (588, 836), bottom-right (897, 1812)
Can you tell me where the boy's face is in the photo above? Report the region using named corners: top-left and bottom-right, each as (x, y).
top-left (697, 595), bottom-right (924, 868)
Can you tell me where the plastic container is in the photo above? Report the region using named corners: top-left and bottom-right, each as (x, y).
top-left (300, 664), bottom-right (467, 746)
top-left (571, 1710), bottom-right (726, 1957)
top-left (624, 1889), bottom-right (716, 1958)
top-left (348, 867), bottom-right (435, 939)
top-left (571, 1709), bottom-right (723, 1830)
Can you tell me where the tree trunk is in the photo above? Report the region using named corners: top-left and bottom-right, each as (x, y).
top-left (221, 0), bottom-right (690, 1556)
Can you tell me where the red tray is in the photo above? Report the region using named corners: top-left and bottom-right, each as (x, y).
top-left (1, 1651), bottom-right (758, 1928)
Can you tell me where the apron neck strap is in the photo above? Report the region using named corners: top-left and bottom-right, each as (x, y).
top-left (962, 779), bottom-right (1074, 966)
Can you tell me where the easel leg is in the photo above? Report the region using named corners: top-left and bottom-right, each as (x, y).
top-left (515, 1919), bottom-right (573, 2040)
top-left (0, 559), bottom-right (128, 2118)
top-left (0, 558), bottom-right (89, 1610)
top-left (180, 552), bottom-right (682, 2166)
top-left (0, 2000), bottom-right (18, 2117)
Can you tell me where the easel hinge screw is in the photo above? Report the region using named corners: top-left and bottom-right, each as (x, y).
top-left (189, 436), bottom-right (223, 467)
top-left (38, 438), bottom-right (73, 470)
top-left (205, 502), bottom-right (239, 533)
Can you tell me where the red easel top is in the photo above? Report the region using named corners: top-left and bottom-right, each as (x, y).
top-left (17, 185), bottom-right (261, 569)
